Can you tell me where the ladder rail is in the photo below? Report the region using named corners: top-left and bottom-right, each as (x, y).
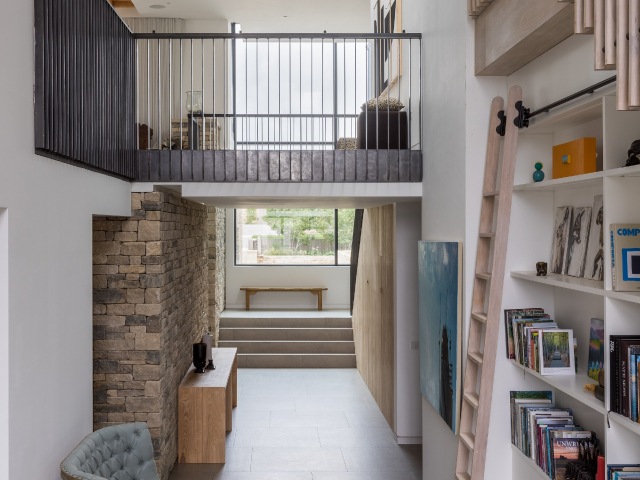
top-left (456, 85), bottom-right (523, 480)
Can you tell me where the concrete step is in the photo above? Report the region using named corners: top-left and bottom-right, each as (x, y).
top-left (237, 353), bottom-right (357, 368)
top-left (219, 327), bottom-right (354, 341)
top-left (219, 340), bottom-right (355, 354)
top-left (219, 316), bottom-right (352, 329)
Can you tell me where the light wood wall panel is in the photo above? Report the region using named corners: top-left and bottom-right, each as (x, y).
top-left (352, 205), bottom-right (395, 431)
top-left (474, 0), bottom-right (573, 75)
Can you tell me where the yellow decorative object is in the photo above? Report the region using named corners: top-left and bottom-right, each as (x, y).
top-left (552, 137), bottom-right (597, 179)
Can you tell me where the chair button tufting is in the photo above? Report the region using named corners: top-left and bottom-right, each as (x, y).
top-left (134, 430), bottom-right (139, 436)
top-left (139, 460), bottom-right (144, 466)
top-left (115, 435), bottom-right (120, 440)
top-left (126, 447), bottom-right (131, 453)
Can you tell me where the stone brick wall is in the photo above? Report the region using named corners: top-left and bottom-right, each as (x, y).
top-left (207, 206), bottom-right (226, 344)
top-left (93, 191), bottom-right (208, 480)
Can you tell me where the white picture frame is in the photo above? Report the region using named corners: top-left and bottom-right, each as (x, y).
top-left (538, 329), bottom-right (575, 376)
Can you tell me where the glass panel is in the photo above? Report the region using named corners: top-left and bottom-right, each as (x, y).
top-left (236, 208), bottom-right (336, 265)
top-left (337, 209), bottom-right (355, 265)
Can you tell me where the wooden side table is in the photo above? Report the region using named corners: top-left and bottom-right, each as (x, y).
top-left (178, 347), bottom-right (238, 463)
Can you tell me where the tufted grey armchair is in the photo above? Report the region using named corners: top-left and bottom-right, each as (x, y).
top-left (60, 422), bottom-right (159, 480)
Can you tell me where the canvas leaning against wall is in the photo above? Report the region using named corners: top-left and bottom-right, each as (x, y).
top-left (418, 241), bottom-right (462, 433)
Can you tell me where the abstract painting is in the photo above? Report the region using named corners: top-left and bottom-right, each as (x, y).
top-left (418, 241), bottom-right (462, 433)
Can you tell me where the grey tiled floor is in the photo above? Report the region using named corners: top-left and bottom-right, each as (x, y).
top-left (169, 369), bottom-right (422, 480)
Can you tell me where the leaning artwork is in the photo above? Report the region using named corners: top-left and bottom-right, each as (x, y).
top-left (550, 206), bottom-right (573, 275)
top-left (583, 195), bottom-right (604, 280)
top-left (565, 206), bottom-right (591, 277)
top-left (418, 241), bottom-right (462, 433)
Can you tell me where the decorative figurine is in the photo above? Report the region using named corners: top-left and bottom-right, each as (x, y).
top-left (625, 139), bottom-right (640, 167)
top-left (536, 261), bottom-right (547, 276)
top-left (533, 162), bottom-right (545, 182)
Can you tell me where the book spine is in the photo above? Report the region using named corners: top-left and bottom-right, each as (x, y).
top-left (637, 356), bottom-right (640, 422)
top-left (631, 353), bottom-right (638, 422)
top-left (611, 227), bottom-right (616, 291)
top-left (621, 346), bottom-right (629, 418)
top-left (611, 338), bottom-right (620, 413)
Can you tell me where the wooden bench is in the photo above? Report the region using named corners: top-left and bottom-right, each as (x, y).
top-left (240, 287), bottom-right (328, 311)
top-left (178, 347), bottom-right (237, 464)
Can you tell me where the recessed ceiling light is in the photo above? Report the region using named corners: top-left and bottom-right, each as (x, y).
top-left (149, 4), bottom-right (166, 8)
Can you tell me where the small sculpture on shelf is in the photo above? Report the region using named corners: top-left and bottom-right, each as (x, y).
top-left (532, 161), bottom-right (545, 182)
top-left (625, 139), bottom-right (640, 166)
top-left (536, 261), bottom-right (547, 276)
top-left (192, 342), bottom-right (207, 374)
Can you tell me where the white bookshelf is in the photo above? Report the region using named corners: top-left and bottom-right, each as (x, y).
top-left (502, 91), bottom-right (640, 479)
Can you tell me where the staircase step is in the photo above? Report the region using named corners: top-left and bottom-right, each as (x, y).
top-left (219, 327), bottom-right (354, 341)
top-left (219, 316), bottom-right (352, 329)
top-left (237, 353), bottom-right (357, 368)
top-left (219, 340), bottom-right (355, 354)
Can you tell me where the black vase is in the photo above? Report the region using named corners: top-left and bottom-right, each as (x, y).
top-left (193, 342), bottom-right (207, 373)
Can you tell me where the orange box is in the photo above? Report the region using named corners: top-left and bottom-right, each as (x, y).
top-left (552, 137), bottom-right (597, 179)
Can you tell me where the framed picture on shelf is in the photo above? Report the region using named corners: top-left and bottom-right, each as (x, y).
top-left (550, 206), bottom-right (572, 275)
top-left (565, 206), bottom-right (591, 277)
top-left (539, 329), bottom-right (575, 375)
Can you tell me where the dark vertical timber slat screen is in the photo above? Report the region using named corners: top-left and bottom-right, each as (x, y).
top-left (34, 0), bottom-right (136, 179)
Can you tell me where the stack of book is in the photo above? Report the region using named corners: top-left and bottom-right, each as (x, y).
top-left (609, 335), bottom-right (640, 421)
top-left (505, 308), bottom-right (575, 375)
top-left (607, 465), bottom-right (640, 479)
top-left (511, 390), bottom-right (599, 479)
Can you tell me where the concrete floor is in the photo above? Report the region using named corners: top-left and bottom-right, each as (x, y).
top-left (168, 368), bottom-right (422, 480)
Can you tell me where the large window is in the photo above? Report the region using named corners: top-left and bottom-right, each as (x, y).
top-left (235, 208), bottom-right (355, 265)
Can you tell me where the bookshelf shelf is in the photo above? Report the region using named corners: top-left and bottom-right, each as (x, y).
top-left (609, 412), bottom-right (640, 437)
top-left (511, 271), bottom-right (606, 296)
top-left (511, 444), bottom-right (549, 480)
top-left (511, 272), bottom-right (640, 305)
top-left (514, 171), bottom-right (604, 192)
top-left (511, 361), bottom-right (606, 414)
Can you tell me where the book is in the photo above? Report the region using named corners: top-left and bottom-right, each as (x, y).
top-left (610, 224), bottom-right (640, 292)
top-left (552, 433), bottom-right (594, 480)
top-left (512, 316), bottom-right (554, 365)
top-left (630, 346), bottom-right (640, 422)
top-left (609, 336), bottom-right (640, 415)
top-left (504, 308), bottom-right (545, 359)
top-left (551, 206), bottom-right (573, 275)
top-left (539, 329), bottom-right (575, 375)
top-left (588, 317), bottom-right (605, 381)
top-left (509, 391), bottom-right (553, 445)
top-left (609, 465), bottom-right (640, 480)
top-left (584, 195), bottom-right (604, 281)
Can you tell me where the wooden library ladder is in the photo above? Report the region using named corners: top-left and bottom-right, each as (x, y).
top-left (455, 85), bottom-right (523, 480)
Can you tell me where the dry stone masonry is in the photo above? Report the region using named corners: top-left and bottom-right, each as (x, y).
top-left (93, 191), bottom-right (209, 480)
top-left (207, 206), bottom-right (226, 345)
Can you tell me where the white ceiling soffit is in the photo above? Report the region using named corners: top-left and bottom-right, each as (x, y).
top-left (131, 0), bottom-right (371, 33)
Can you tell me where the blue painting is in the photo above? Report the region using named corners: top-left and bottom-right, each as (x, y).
top-left (418, 241), bottom-right (462, 433)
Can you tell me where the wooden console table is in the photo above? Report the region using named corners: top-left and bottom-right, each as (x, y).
top-left (178, 347), bottom-right (237, 463)
top-left (240, 287), bottom-right (328, 311)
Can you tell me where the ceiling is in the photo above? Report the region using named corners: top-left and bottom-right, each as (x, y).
top-left (127, 0), bottom-right (371, 33)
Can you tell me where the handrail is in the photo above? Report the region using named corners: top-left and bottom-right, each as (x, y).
top-left (133, 32), bottom-right (422, 40)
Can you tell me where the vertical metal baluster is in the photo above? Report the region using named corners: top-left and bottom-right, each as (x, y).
top-left (158, 38), bottom-right (161, 151)
top-left (267, 38), bottom-right (270, 151)
top-left (213, 38), bottom-right (216, 151)
top-left (180, 39), bottom-right (183, 150)
top-left (256, 38), bottom-right (259, 150)
top-left (135, 39), bottom-right (139, 149)
top-left (289, 38), bottom-right (293, 149)
top-left (354, 39), bottom-right (357, 142)
top-left (190, 38), bottom-right (194, 150)
top-left (278, 38), bottom-right (281, 150)
top-left (365, 37), bottom-right (369, 151)
top-left (322, 38), bottom-right (325, 149)
top-left (311, 38), bottom-right (314, 150)
top-left (408, 39), bottom-right (412, 149)
top-left (300, 37), bottom-right (302, 153)
top-left (224, 37), bottom-right (227, 149)
top-left (169, 39), bottom-right (172, 153)
top-left (397, 34), bottom-right (401, 154)
top-left (343, 38), bottom-right (347, 146)
top-left (245, 38), bottom-right (248, 150)
top-left (419, 39), bottom-right (422, 151)
top-left (202, 38), bottom-right (205, 150)
top-left (147, 39), bottom-right (150, 150)
top-left (333, 42), bottom-right (338, 151)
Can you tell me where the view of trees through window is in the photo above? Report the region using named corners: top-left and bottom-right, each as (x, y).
top-left (235, 208), bottom-right (355, 265)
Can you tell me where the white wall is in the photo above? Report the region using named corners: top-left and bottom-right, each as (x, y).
top-left (394, 201), bottom-right (422, 442)
top-left (225, 209), bottom-right (351, 309)
top-left (0, 208), bottom-right (7, 480)
top-left (1, 2), bottom-right (133, 479)
top-left (400, 0), bottom-right (507, 478)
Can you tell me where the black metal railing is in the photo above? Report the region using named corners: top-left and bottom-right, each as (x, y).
top-left (132, 32), bottom-right (422, 153)
top-left (34, 0), bottom-right (137, 178)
